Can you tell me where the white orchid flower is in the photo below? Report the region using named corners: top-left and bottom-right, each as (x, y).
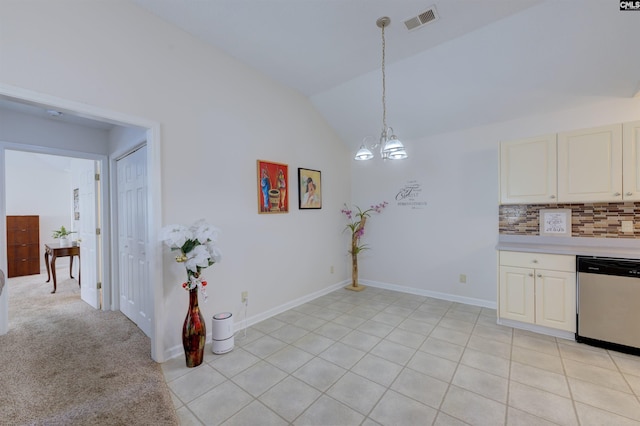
top-left (160, 224), bottom-right (192, 249)
top-left (191, 219), bottom-right (219, 243)
top-left (160, 220), bottom-right (221, 301)
top-left (184, 245), bottom-right (211, 273)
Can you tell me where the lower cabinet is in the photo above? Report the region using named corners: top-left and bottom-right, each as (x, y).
top-left (499, 251), bottom-right (576, 333)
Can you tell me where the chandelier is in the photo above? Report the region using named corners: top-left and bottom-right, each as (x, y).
top-left (355, 16), bottom-right (408, 161)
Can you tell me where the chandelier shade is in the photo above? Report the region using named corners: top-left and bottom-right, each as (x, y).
top-left (354, 145), bottom-right (375, 161)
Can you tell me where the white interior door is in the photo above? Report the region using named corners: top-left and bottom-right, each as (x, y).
top-left (117, 146), bottom-right (151, 336)
top-left (79, 161), bottom-right (100, 309)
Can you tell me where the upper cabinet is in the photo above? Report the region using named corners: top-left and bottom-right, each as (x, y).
top-left (500, 120), bottom-right (640, 204)
top-left (623, 120), bottom-right (640, 202)
top-left (557, 124), bottom-right (622, 203)
top-left (500, 134), bottom-right (557, 204)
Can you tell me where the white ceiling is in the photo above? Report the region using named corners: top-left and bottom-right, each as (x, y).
top-left (130, 0), bottom-right (640, 150)
top-left (3, 1), bottom-right (639, 151)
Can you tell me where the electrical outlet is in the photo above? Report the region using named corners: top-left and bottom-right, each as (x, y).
top-left (622, 221), bottom-right (634, 233)
top-left (241, 291), bottom-right (248, 303)
top-left (459, 274), bottom-right (467, 284)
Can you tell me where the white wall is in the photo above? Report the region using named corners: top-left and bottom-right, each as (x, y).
top-left (0, 0), bottom-right (351, 359)
top-left (5, 151), bottom-right (72, 271)
top-left (109, 126), bottom-right (147, 156)
top-left (354, 97), bottom-right (640, 306)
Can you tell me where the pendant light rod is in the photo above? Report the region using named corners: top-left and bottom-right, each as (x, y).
top-left (377, 16), bottom-right (390, 135)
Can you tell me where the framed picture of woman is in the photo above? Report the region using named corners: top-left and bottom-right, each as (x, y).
top-left (257, 160), bottom-right (288, 214)
top-left (298, 168), bottom-right (321, 209)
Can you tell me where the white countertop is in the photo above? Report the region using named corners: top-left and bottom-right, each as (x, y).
top-left (496, 235), bottom-right (640, 259)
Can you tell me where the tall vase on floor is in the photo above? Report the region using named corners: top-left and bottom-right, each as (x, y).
top-left (342, 202), bottom-right (388, 292)
top-left (351, 251), bottom-right (360, 289)
top-left (183, 288), bottom-right (206, 368)
top-left (160, 220), bottom-right (222, 367)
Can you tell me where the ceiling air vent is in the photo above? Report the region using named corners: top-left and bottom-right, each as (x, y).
top-left (404, 6), bottom-right (439, 31)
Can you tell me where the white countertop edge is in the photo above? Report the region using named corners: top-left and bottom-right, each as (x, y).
top-left (496, 235), bottom-right (640, 259)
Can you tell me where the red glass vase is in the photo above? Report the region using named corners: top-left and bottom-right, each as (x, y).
top-left (183, 287), bottom-right (206, 367)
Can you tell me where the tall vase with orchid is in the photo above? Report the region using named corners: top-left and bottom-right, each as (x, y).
top-left (341, 201), bottom-right (388, 291)
top-left (160, 219), bottom-right (222, 367)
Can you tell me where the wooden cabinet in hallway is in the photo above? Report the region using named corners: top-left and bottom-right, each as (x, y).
top-left (6, 215), bottom-right (40, 278)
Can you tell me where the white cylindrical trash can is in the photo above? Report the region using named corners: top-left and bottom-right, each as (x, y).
top-left (211, 312), bottom-right (234, 354)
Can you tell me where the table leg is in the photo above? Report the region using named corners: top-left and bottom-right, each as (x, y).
top-left (77, 253), bottom-right (81, 287)
top-left (51, 254), bottom-right (58, 294)
top-left (70, 255), bottom-right (75, 279)
top-left (45, 250), bottom-right (51, 283)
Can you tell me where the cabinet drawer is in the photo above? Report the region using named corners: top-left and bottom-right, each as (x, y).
top-left (499, 251), bottom-right (575, 272)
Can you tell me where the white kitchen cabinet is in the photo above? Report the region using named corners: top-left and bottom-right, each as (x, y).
top-left (622, 120), bottom-right (640, 202)
top-left (499, 265), bottom-right (535, 323)
top-left (557, 124), bottom-right (623, 202)
top-left (499, 251), bottom-right (576, 333)
top-left (499, 134), bottom-right (557, 204)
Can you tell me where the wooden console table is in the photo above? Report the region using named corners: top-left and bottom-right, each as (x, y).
top-left (44, 243), bottom-right (80, 294)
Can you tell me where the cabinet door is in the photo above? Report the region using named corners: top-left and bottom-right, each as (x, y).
top-left (535, 269), bottom-right (576, 332)
top-left (623, 120), bottom-right (640, 201)
top-left (500, 135), bottom-right (557, 204)
top-left (557, 124), bottom-right (623, 202)
top-left (499, 266), bottom-right (535, 324)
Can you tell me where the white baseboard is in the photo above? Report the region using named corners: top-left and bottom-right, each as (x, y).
top-left (360, 279), bottom-right (497, 310)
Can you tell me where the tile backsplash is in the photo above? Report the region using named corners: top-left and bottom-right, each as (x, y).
top-left (499, 202), bottom-right (640, 238)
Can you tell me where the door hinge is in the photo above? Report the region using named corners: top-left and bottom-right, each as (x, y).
top-left (97, 282), bottom-right (102, 289)
top-left (95, 173), bottom-right (100, 181)
top-left (96, 228), bottom-right (101, 235)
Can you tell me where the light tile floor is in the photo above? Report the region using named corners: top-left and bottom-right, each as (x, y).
top-left (162, 287), bottom-right (640, 425)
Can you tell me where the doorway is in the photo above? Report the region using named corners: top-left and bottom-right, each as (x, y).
top-left (4, 150), bottom-right (100, 309)
top-left (0, 86), bottom-right (164, 361)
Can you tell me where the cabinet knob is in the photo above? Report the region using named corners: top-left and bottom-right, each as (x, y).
top-left (614, 192), bottom-right (621, 196)
top-left (537, 274), bottom-right (542, 278)
top-left (549, 195), bottom-right (556, 199)
top-left (529, 273), bottom-right (534, 277)
top-left (626, 192), bottom-right (633, 196)
top-left (532, 259), bottom-right (538, 264)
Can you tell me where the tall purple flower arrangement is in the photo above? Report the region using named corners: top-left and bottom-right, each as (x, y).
top-left (341, 201), bottom-right (388, 290)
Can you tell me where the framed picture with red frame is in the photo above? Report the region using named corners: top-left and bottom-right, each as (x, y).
top-left (257, 160), bottom-right (288, 214)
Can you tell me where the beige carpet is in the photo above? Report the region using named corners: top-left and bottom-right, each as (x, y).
top-left (0, 273), bottom-right (178, 425)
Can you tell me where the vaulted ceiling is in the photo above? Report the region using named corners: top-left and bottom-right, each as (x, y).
top-left (132, 0), bottom-right (640, 151)
top-left (3, 1), bottom-right (639, 152)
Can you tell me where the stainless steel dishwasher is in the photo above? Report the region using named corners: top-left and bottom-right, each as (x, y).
top-left (577, 256), bottom-right (640, 355)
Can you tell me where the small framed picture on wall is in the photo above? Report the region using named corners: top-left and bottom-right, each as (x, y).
top-left (257, 160), bottom-right (288, 214)
top-left (298, 168), bottom-right (321, 209)
top-left (73, 188), bottom-right (80, 220)
top-left (539, 209), bottom-right (571, 237)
